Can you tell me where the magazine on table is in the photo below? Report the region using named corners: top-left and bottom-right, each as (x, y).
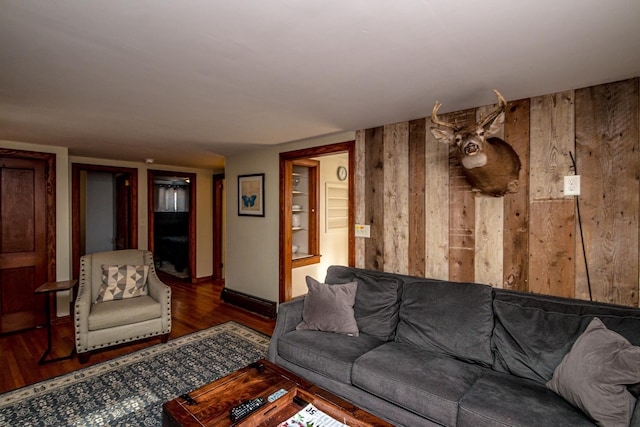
top-left (278, 403), bottom-right (348, 427)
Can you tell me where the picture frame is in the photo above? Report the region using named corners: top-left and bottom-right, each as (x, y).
top-left (238, 173), bottom-right (265, 217)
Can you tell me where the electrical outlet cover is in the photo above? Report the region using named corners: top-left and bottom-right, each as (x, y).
top-left (564, 175), bottom-right (580, 196)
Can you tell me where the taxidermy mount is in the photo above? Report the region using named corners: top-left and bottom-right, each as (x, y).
top-left (430, 90), bottom-right (521, 197)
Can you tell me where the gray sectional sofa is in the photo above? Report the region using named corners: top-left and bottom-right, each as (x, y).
top-left (267, 266), bottom-right (640, 426)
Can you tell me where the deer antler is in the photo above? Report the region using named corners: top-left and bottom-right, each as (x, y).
top-left (479, 89), bottom-right (507, 127)
top-left (431, 101), bottom-right (457, 129)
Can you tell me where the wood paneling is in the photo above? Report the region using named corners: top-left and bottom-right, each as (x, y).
top-left (425, 116), bottom-right (450, 280)
top-left (529, 200), bottom-right (575, 297)
top-left (503, 98), bottom-right (530, 291)
top-left (354, 130), bottom-right (366, 268)
top-left (475, 196), bottom-right (503, 287)
top-left (364, 127), bottom-right (385, 271)
top-left (383, 122), bottom-right (409, 274)
top-left (408, 119), bottom-right (426, 277)
top-left (474, 104), bottom-right (504, 287)
top-left (448, 109), bottom-right (478, 283)
top-left (530, 91), bottom-right (575, 201)
top-left (528, 91), bottom-right (576, 298)
top-left (575, 79), bottom-right (639, 306)
top-left (356, 78), bottom-right (640, 307)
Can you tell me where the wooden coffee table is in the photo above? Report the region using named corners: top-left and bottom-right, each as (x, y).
top-left (162, 359), bottom-right (393, 427)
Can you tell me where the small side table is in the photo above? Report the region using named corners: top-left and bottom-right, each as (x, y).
top-left (34, 279), bottom-right (78, 365)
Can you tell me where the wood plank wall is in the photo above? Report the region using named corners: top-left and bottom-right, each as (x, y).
top-left (354, 78), bottom-right (639, 307)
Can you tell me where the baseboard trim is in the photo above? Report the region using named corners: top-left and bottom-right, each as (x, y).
top-left (221, 287), bottom-right (277, 319)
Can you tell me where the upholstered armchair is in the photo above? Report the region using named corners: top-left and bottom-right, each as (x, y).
top-left (75, 249), bottom-right (172, 363)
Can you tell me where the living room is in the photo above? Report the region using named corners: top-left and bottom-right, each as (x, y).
top-left (1, 1), bottom-right (640, 426)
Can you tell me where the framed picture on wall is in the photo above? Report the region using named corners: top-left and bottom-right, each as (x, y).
top-left (238, 173), bottom-right (265, 217)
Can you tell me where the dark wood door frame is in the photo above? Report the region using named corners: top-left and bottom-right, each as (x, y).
top-left (147, 170), bottom-right (197, 282)
top-left (279, 140), bottom-right (355, 303)
top-left (212, 173), bottom-right (224, 280)
top-left (72, 163), bottom-right (138, 279)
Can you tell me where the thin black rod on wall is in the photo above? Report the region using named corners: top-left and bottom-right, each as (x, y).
top-left (569, 151), bottom-right (593, 301)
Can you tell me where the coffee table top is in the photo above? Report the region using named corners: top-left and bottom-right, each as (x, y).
top-left (162, 359), bottom-right (393, 427)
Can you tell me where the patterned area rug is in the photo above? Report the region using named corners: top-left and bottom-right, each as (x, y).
top-left (0, 322), bottom-right (269, 426)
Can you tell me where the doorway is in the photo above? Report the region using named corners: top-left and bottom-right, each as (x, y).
top-left (72, 164), bottom-right (138, 278)
top-left (212, 173), bottom-right (225, 280)
top-left (279, 141), bottom-right (355, 302)
top-left (0, 149), bottom-right (56, 334)
top-left (147, 170), bottom-right (196, 281)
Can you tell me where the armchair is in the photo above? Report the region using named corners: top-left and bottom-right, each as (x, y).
top-left (75, 249), bottom-right (172, 363)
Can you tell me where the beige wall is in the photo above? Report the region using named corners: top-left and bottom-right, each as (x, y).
top-left (225, 131), bottom-right (355, 303)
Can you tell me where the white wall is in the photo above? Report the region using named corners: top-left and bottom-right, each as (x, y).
top-left (225, 131), bottom-right (354, 303)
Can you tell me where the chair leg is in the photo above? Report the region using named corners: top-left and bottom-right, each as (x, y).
top-left (78, 352), bottom-right (90, 364)
top-left (160, 333), bottom-right (170, 344)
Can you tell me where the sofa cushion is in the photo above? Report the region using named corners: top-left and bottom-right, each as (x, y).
top-left (277, 330), bottom-right (385, 384)
top-left (88, 295), bottom-right (161, 330)
top-left (352, 342), bottom-right (487, 427)
top-left (458, 370), bottom-right (593, 427)
top-left (492, 289), bottom-right (640, 384)
top-left (325, 266), bottom-right (403, 341)
top-left (296, 276), bottom-right (359, 336)
top-left (96, 264), bottom-right (149, 302)
top-left (395, 280), bottom-right (494, 366)
top-left (547, 317), bottom-right (640, 427)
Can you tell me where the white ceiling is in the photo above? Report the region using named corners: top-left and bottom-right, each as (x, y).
top-left (1, 1), bottom-right (639, 169)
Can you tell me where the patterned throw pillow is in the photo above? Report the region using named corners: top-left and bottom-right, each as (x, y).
top-left (96, 265), bottom-right (150, 302)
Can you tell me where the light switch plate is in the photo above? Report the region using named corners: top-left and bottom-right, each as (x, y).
top-left (355, 224), bottom-right (370, 238)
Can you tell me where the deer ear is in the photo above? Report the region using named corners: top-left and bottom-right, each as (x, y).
top-left (430, 128), bottom-right (454, 144)
top-left (485, 111), bottom-right (505, 136)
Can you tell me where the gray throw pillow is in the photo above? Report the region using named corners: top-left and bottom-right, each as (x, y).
top-left (547, 317), bottom-right (640, 427)
top-left (296, 276), bottom-right (359, 336)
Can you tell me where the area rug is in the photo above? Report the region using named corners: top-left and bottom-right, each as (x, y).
top-left (0, 322), bottom-right (270, 426)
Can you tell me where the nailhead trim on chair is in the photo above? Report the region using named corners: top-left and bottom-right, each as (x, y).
top-left (75, 251), bottom-right (172, 354)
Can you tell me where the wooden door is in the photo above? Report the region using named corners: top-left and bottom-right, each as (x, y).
top-left (0, 154), bottom-right (52, 333)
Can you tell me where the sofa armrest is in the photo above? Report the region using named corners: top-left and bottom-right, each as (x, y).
top-left (631, 400), bottom-right (640, 427)
top-left (74, 276), bottom-right (93, 353)
top-left (146, 270), bottom-right (172, 333)
top-left (267, 296), bottom-right (305, 362)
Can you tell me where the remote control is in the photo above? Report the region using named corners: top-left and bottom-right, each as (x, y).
top-left (180, 393), bottom-right (197, 405)
top-left (230, 397), bottom-right (267, 422)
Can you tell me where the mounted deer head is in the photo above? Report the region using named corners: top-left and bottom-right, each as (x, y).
top-left (430, 89), bottom-right (521, 197)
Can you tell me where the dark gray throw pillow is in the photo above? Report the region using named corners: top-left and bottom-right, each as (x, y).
top-left (546, 317), bottom-right (640, 427)
top-left (352, 272), bottom-right (402, 341)
top-left (395, 280), bottom-right (494, 366)
top-left (296, 276), bottom-right (359, 336)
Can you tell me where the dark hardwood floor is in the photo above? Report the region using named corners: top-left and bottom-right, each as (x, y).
top-left (0, 274), bottom-right (276, 394)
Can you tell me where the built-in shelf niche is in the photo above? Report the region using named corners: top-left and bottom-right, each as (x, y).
top-left (288, 159), bottom-right (319, 266)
